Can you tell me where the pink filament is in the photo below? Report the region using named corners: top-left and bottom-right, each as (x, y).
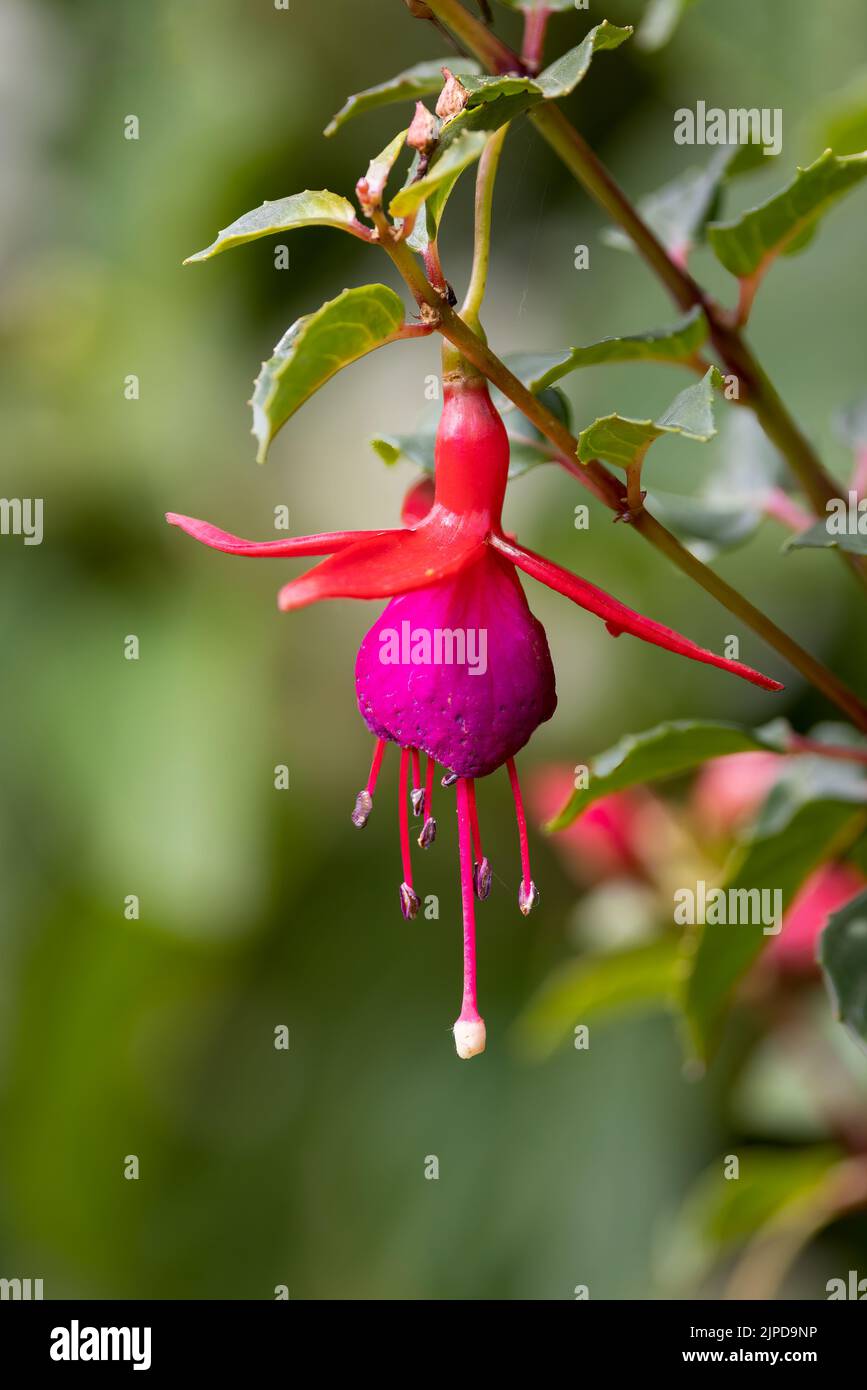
top-left (424, 754), bottom-right (436, 819)
top-left (506, 757), bottom-right (532, 892)
top-left (456, 778), bottom-right (481, 1023)
top-left (366, 739), bottom-right (387, 797)
top-left (399, 747), bottom-right (413, 887)
top-left (411, 748), bottom-right (422, 795)
top-left (466, 779), bottom-right (483, 861)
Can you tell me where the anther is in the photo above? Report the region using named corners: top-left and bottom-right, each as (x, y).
top-left (353, 739), bottom-right (387, 827)
top-left (351, 790), bottom-right (373, 829)
top-left (474, 857), bottom-right (492, 901)
top-left (507, 757), bottom-right (537, 918)
top-left (518, 880), bottom-right (540, 916)
top-left (400, 882), bottom-right (420, 920)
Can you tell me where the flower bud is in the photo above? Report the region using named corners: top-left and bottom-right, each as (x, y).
top-left (407, 100), bottom-right (439, 155)
top-left (436, 67), bottom-right (469, 121)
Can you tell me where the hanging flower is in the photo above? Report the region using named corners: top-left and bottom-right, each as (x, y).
top-left (168, 362), bottom-right (781, 1058)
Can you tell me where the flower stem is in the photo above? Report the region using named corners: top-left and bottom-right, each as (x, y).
top-left (417, 0), bottom-right (520, 75)
top-left (417, 0), bottom-right (867, 594)
top-left (460, 123), bottom-right (508, 334)
top-left (521, 5), bottom-right (550, 75)
top-left (374, 222), bottom-right (867, 731)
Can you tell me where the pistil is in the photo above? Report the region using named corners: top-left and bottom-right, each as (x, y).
top-left (453, 777), bottom-right (486, 1059)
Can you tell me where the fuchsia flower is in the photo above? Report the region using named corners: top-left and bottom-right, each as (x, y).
top-left (167, 367), bottom-right (781, 1058)
top-left (767, 862), bottom-right (866, 977)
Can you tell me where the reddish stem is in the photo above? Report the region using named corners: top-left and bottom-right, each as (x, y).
top-left (506, 757), bottom-right (531, 893)
top-left (763, 488), bottom-right (814, 535)
top-left (852, 446), bottom-right (867, 500)
top-left (521, 6), bottom-right (550, 75)
top-left (366, 739), bottom-right (387, 796)
top-left (456, 778), bottom-right (481, 1023)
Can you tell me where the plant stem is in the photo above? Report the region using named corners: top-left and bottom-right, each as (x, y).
top-left (460, 124), bottom-right (508, 332)
top-left (414, 0), bottom-right (518, 73)
top-left (374, 221), bottom-right (867, 730)
top-left (418, 0), bottom-right (867, 592)
top-left (521, 5), bottom-right (550, 74)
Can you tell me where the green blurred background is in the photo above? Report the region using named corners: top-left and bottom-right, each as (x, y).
top-left (1, 0), bottom-right (866, 1299)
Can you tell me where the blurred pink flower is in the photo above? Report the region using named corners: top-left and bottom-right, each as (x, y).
top-left (767, 861), bottom-right (866, 976)
top-left (691, 751), bottom-right (783, 839)
top-left (529, 766), bottom-right (658, 885)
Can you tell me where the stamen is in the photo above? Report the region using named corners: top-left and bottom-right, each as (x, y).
top-left (399, 747), bottom-right (420, 920)
top-left (418, 754), bottom-right (437, 848)
top-left (411, 748), bottom-right (425, 817)
top-left (506, 757), bottom-right (539, 915)
top-left (441, 771), bottom-right (458, 787)
top-left (367, 738), bottom-right (387, 796)
top-left (466, 780), bottom-right (491, 900)
top-left (453, 778), bottom-right (486, 1060)
top-left (351, 739), bottom-right (387, 829)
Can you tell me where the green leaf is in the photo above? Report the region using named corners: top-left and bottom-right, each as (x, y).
top-left (397, 23), bottom-right (631, 235)
top-left (648, 410), bottom-right (784, 560)
top-left (324, 58), bottom-right (480, 137)
top-left (404, 155), bottom-right (466, 254)
top-left (707, 149), bottom-right (867, 278)
top-left (820, 889), bottom-right (867, 1049)
top-left (533, 20), bottom-right (633, 99)
top-left (648, 489), bottom-right (765, 553)
top-left (359, 129), bottom-right (408, 207)
top-left (603, 151), bottom-right (730, 259)
top-left (814, 70), bottom-right (867, 157)
top-left (252, 285), bottom-right (406, 464)
top-left (684, 767), bottom-right (867, 1058)
top-left (547, 718), bottom-right (790, 831)
top-left (184, 191), bottom-right (361, 263)
top-left (659, 1147), bottom-right (840, 1292)
top-left (433, 22), bottom-right (632, 157)
top-left (784, 516), bottom-right (867, 557)
top-left (636, 0), bottom-right (698, 52)
top-left (604, 143), bottom-right (775, 258)
top-left (458, 20), bottom-right (632, 107)
top-left (389, 130), bottom-right (489, 217)
top-left (370, 429), bottom-right (436, 473)
top-left (506, 307), bottom-right (708, 392)
top-left (576, 366), bottom-right (723, 471)
top-left (513, 940), bottom-right (680, 1060)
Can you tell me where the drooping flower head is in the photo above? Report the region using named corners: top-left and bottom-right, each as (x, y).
top-left (168, 351), bottom-right (782, 1058)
